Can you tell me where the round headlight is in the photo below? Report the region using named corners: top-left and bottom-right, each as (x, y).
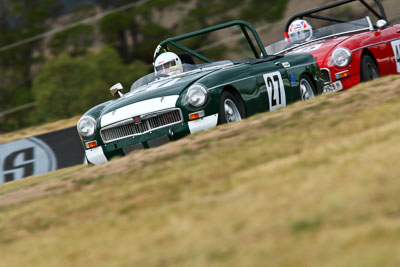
top-left (332, 47), bottom-right (351, 67)
top-left (184, 84), bottom-right (208, 107)
top-left (77, 115), bottom-right (96, 137)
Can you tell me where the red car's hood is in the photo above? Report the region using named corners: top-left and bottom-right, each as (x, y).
top-left (288, 35), bottom-right (353, 67)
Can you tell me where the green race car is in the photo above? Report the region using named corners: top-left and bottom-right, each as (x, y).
top-left (77, 20), bottom-right (325, 164)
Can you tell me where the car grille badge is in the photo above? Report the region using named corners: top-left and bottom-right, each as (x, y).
top-left (133, 116), bottom-right (141, 124)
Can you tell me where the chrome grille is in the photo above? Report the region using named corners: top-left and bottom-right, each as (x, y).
top-left (100, 108), bottom-right (182, 143)
top-left (321, 68), bottom-right (331, 83)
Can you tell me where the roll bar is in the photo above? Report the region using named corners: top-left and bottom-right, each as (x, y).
top-left (153, 20), bottom-right (268, 63)
top-left (284, 0), bottom-right (387, 37)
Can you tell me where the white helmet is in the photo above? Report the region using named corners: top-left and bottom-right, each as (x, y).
top-left (154, 52), bottom-right (183, 76)
top-left (288, 19), bottom-right (313, 43)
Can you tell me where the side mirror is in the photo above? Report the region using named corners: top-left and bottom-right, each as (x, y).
top-left (110, 83), bottom-right (124, 97)
top-left (376, 19), bottom-right (388, 30)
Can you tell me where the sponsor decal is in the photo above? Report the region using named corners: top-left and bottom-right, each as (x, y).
top-left (263, 71), bottom-right (286, 111)
top-left (391, 40), bottom-right (400, 73)
top-left (289, 20), bottom-right (308, 32)
top-left (292, 43), bottom-right (323, 53)
top-left (0, 137), bottom-right (57, 183)
top-left (290, 73), bottom-right (296, 83)
top-left (145, 78), bottom-right (180, 91)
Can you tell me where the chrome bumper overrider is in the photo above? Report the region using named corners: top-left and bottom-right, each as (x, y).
top-left (188, 114), bottom-right (219, 134)
top-left (86, 146), bottom-right (108, 164)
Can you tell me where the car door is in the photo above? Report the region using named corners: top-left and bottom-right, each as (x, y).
top-left (384, 26), bottom-right (400, 74)
top-left (361, 26), bottom-right (400, 75)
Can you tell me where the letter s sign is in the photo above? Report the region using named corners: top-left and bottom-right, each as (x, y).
top-left (0, 137), bottom-right (57, 183)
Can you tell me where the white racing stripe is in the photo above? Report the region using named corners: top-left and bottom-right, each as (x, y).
top-left (101, 95), bottom-right (179, 127)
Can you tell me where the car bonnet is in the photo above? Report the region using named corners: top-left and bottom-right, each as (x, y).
top-left (98, 69), bottom-right (216, 127)
top-left (287, 35), bottom-right (353, 67)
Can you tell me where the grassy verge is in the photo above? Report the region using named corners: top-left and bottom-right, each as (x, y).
top-left (1, 76), bottom-right (400, 267)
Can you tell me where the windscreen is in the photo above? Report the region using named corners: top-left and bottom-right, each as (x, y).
top-left (265, 18), bottom-right (371, 55)
top-left (129, 61), bottom-right (233, 92)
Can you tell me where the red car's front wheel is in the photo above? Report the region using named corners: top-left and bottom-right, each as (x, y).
top-left (361, 55), bottom-right (379, 82)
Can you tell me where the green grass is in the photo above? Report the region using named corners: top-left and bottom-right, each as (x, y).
top-left (1, 76), bottom-right (400, 267)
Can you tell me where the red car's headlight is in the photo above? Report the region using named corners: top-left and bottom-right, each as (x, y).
top-left (332, 47), bottom-right (352, 67)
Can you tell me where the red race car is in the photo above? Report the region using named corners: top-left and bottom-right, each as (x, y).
top-left (265, 0), bottom-right (400, 93)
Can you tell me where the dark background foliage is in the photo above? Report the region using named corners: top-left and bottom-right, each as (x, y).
top-left (0, 0), bottom-right (289, 133)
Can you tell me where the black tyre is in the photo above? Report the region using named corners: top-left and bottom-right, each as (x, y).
top-left (360, 55), bottom-right (379, 82)
top-left (299, 75), bottom-right (316, 101)
top-left (218, 91), bottom-right (246, 124)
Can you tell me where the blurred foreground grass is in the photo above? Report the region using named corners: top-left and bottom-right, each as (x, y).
top-left (1, 76), bottom-right (400, 267)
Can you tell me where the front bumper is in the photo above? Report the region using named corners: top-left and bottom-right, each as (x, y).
top-left (323, 73), bottom-right (362, 93)
top-left (322, 67), bottom-right (361, 93)
top-left (85, 114), bottom-right (218, 164)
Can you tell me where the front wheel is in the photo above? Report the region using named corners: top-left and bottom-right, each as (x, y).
top-left (218, 91), bottom-right (246, 124)
top-left (299, 76), bottom-right (316, 101)
top-left (360, 55), bottom-right (379, 82)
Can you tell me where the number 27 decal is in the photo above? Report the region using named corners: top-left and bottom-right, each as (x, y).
top-left (391, 40), bottom-right (400, 73)
top-left (263, 71), bottom-right (286, 111)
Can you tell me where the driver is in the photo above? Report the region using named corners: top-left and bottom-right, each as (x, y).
top-left (154, 52), bottom-right (183, 76)
top-left (288, 19), bottom-right (313, 43)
